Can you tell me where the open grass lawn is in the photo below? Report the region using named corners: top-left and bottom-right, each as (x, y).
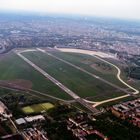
top-left (0, 53), bottom-right (72, 100)
top-left (51, 51), bottom-right (140, 99)
top-left (51, 51), bottom-right (127, 88)
top-left (22, 102), bottom-right (54, 114)
top-left (23, 51), bottom-right (125, 100)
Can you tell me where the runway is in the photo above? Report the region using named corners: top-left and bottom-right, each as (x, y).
top-left (15, 50), bottom-right (100, 115)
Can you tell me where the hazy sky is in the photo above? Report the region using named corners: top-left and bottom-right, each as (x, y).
top-left (0, 0), bottom-right (139, 20)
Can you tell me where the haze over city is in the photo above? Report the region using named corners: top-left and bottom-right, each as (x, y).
top-left (0, 0), bottom-right (140, 20)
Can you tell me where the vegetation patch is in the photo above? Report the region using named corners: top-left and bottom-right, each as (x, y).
top-left (125, 66), bottom-right (140, 80)
top-left (22, 102), bottom-right (55, 114)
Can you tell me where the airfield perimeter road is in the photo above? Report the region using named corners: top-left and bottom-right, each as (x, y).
top-left (55, 48), bottom-right (139, 107)
top-left (37, 48), bottom-right (133, 95)
top-left (15, 50), bottom-right (100, 115)
top-left (37, 48), bottom-right (140, 107)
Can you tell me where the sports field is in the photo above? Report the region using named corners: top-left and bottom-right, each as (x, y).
top-left (22, 102), bottom-right (54, 114)
top-left (0, 53), bottom-right (72, 100)
top-left (23, 51), bottom-right (126, 100)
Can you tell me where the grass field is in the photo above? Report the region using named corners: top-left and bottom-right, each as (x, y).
top-left (51, 51), bottom-right (127, 88)
top-left (22, 102), bottom-right (54, 114)
top-left (0, 53), bottom-right (72, 100)
top-left (23, 51), bottom-right (126, 101)
top-left (50, 51), bottom-right (140, 96)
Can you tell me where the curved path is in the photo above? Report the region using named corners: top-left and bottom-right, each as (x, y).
top-left (15, 48), bottom-right (139, 108)
top-left (58, 48), bottom-right (139, 107)
top-left (93, 55), bottom-right (139, 95)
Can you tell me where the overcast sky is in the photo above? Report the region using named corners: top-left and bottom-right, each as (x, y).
top-left (0, 0), bottom-right (139, 20)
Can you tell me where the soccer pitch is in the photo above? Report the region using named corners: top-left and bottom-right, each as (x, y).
top-left (22, 102), bottom-right (54, 114)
